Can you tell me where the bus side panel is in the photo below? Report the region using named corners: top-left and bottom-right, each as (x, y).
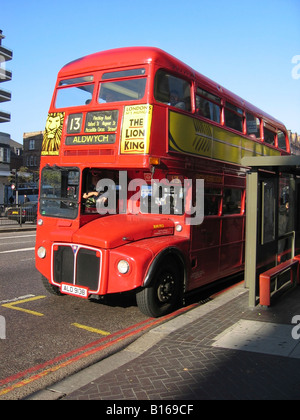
top-left (149, 105), bottom-right (168, 157)
top-left (221, 216), bottom-right (244, 244)
top-left (188, 247), bottom-right (220, 290)
top-left (188, 216), bottom-right (245, 290)
top-left (220, 216), bottom-right (245, 272)
top-left (189, 218), bottom-right (221, 289)
top-left (220, 243), bottom-right (244, 274)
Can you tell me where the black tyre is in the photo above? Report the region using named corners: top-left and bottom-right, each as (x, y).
top-left (41, 275), bottom-right (63, 296)
top-left (136, 257), bottom-right (182, 318)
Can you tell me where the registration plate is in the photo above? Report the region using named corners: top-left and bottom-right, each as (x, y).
top-left (60, 283), bottom-right (89, 299)
top-left (12, 211), bottom-right (18, 214)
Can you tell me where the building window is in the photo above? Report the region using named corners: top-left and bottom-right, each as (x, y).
top-left (4, 148), bottom-right (10, 162)
top-left (29, 139), bottom-right (35, 150)
top-left (0, 147), bottom-right (10, 163)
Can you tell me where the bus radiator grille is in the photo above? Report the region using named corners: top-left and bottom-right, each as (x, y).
top-left (53, 244), bottom-right (101, 293)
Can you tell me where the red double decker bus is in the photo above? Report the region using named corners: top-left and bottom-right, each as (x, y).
top-left (35, 47), bottom-right (290, 317)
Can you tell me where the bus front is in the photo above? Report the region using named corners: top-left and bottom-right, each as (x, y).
top-left (35, 48), bottom-right (190, 318)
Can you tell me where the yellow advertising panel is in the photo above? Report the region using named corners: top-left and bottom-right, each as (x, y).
top-left (121, 104), bottom-right (153, 154)
top-left (41, 112), bottom-right (65, 156)
top-left (169, 111), bottom-right (280, 165)
top-left (169, 111), bottom-right (213, 159)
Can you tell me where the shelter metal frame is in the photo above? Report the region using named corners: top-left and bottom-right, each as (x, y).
top-left (242, 155), bottom-right (300, 307)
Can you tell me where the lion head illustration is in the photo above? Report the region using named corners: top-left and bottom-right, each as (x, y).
top-left (42, 112), bottom-right (65, 155)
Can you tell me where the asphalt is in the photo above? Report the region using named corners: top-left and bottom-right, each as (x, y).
top-left (0, 222), bottom-right (37, 233)
top-left (3, 223), bottom-right (300, 401)
top-left (26, 279), bottom-right (300, 401)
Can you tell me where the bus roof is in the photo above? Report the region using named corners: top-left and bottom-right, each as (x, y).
top-left (59, 46), bottom-right (185, 76)
top-left (58, 46), bottom-right (286, 131)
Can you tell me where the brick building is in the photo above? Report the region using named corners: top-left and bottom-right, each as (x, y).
top-left (23, 131), bottom-right (43, 180)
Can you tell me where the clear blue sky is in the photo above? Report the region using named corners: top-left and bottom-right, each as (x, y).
top-left (1, 0), bottom-right (299, 143)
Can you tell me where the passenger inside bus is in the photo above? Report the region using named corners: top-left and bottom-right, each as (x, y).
top-left (169, 90), bottom-right (185, 110)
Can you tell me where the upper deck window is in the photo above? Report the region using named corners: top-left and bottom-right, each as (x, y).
top-left (58, 75), bottom-right (94, 86)
top-left (196, 87), bottom-right (221, 123)
top-left (264, 125), bottom-right (276, 145)
top-left (154, 70), bottom-right (191, 111)
top-left (56, 76), bottom-right (94, 109)
top-left (246, 112), bottom-right (261, 139)
top-left (102, 68), bottom-right (146, 80)
top-left (224, 102), bottom-right (244, 133)
top-left (277, 130), bottom-right (287, 150)
top-left (99, 78), bottom-right (146, 103)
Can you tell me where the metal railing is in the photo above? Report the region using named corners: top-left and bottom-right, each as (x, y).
top-left (0, 202), bottom-right (37, 227)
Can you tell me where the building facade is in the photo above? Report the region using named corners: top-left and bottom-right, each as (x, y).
top-left (0, 30), bottom-right (13, 203)
top-left (0, 30), bottom-right (12, 124)
top-left (0, 131), bottom-right (11, 203)
top-left (289, 131), bottom-right (300, 156)
top-left (23, 131), bottom-right (43, 181)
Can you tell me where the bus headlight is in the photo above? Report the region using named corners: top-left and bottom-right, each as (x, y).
top-left (37, 246), bottom-right (46, 259)
top-left (175, 224), bottom-right (183, 232)
top-left (117, 260), bottom-right (130, 274)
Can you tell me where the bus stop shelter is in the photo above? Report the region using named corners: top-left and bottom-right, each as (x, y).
top-left (242, 155), bottom-right (300, 307)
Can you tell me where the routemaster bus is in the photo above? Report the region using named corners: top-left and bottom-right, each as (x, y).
top-left (35, 47), bottom-right (290, 317)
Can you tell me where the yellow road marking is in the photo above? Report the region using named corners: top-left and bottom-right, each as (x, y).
top-left (72, 323), bottom-right (110, 336)
top-left (2, 296), bottom-right (46, 317)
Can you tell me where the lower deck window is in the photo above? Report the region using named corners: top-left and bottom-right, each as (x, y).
top-left (223, 189), bottom-right (242, 215)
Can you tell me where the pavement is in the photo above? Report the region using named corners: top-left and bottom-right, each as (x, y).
top-left (3, 223), bottom-right (300, 401)
top-left (24, 278), bottom-right (300, 401)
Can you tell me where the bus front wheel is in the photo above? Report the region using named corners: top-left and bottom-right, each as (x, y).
top-left (136, 257), bottom-right (182, 318)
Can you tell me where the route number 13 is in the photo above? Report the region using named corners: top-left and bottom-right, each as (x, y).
top-left (67, 113), bottom-right (83, 133)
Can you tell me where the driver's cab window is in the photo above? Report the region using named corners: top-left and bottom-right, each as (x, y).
top-left (81, 169), bottom-right (120, 215)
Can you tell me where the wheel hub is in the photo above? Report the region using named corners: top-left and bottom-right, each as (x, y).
top-left (157, 274), bottom-right (175, 302)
